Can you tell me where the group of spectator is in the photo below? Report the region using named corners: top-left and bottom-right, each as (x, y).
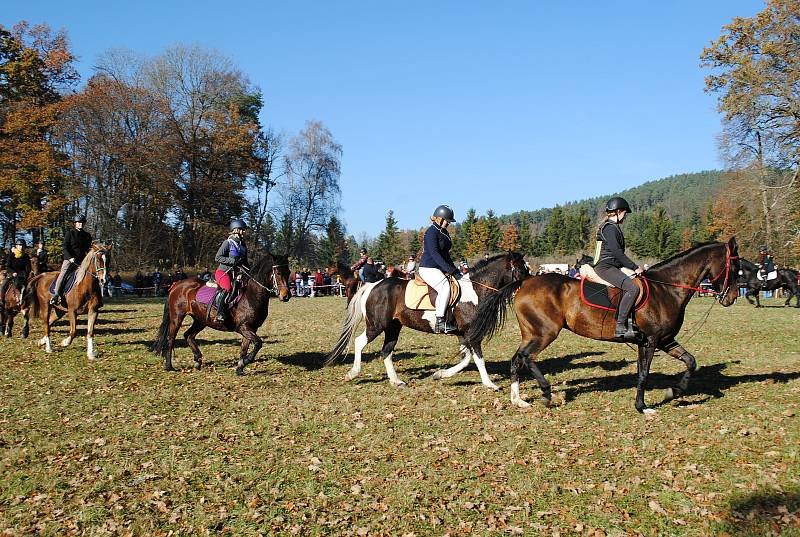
top-left (293, 268), bottom-right (336, 297)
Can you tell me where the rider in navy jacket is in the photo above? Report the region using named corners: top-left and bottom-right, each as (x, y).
top-left (418, 205), bottom-right (459, 334)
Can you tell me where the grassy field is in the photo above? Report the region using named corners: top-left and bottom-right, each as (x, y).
top-left (1, 293), bottom-right (798, 536)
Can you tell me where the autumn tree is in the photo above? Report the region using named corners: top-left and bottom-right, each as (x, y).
top-left (498, 223), bottom-right (520, 251)
top-left (466, 219), bottom-right (490, 257)
top-left (701, 0), bottom-right (800, 256)
top-left (0, 22), bottom-right (78, 244)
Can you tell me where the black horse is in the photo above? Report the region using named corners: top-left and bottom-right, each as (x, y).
top-left (738, 258), bottom-right (799, 308)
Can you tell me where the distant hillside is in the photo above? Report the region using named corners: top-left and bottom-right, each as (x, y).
top-left (502, 170), bottom-right (724, 229)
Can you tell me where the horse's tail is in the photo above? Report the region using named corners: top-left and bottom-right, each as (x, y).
top-left (466, 278), bottom-right (526, 347)
top-left (151, 301), bottom-right (171, 357)
top-left (23, 277), bottom-right (41, 318)
top-left (325, 283), bottom-right (371, 366)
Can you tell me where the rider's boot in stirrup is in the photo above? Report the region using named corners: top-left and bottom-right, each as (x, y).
top-left (435, 316), bottom-right (457, 334)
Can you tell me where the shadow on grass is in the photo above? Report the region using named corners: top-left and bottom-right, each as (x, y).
top-left (715, 487), bottom-right (800, 535)
top-left (559, 361), bottom-right (800, 405)
top-left (272, 351), bottom-right (327, 371)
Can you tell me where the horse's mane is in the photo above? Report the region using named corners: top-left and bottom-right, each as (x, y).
top-left (73, 247), bottom-right (97, 287)
top-left (250, 254), bottom-right (276, 283)
top-left (645, 242), bottom-right (720, 274)
top-left (470, 252), bottom-right (523, 275)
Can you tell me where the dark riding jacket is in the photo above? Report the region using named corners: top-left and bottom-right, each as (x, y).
top-left (63, 228), bottom-right (92, 262)
top-left (215, 235), bottom-right (249, 273)
top-left (594, 221), bottom-right (638, 271)
top-left (4, 252), bottom-right (31, 281)
top-left (420, 223), bottom-right (457, 274)
top-left (34, 248), bottom-right (48, 271)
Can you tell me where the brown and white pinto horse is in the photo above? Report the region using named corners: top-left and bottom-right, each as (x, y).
top-left (326, 253), bottom-right (529, 388)
top-left (151, 253), bottom-right (291, 375)
top-left (468, 239), bottom-right (741, 413)
top-left (25, 244), bottom-right (111, 360)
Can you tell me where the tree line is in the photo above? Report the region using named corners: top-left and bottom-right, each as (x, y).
top-left (1, 22), bottom-right (347, 270)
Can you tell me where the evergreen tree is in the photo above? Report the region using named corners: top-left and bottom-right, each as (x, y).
top-left (484, 209), bottom-right (502, 252)
top-left (518, 216), bottom-right (533, 254)
top-left (454, 208), bottom-right (477, 258)
top-left (318, 215), bottom-right (348, 265)
top-left (638, 206), bottom-right (679, 259)
top-left (408, 230), bottom-right (421, 258)
top-left (373, 210), bottom-right (401, 264)
top-left (541, 206), bottom-right (566, 255)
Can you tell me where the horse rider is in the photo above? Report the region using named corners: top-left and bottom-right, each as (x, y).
top-left (592, 197), bottom-right (644, 342)
top-left (213, 219), bottom-right (250, 322)
top-left (33, 241), bottom-right (48, 273)
top-left (51, 215), bottom-right (93, 306)
top-left (362, 257), bottom-right (379, 283)
top-left (418, 204), bottom-right (459, 334)
top-left (404, 254), bottom-right (416, 279)
top-left (351, 248), bottom-right (368, 282)
top-left (0, 239), bottom-right (32, 309)
top-left (756, 245), bottom-right (775, 287)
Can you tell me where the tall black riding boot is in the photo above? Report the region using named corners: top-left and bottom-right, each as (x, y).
top-left (614, 288), bottom-right (640, 341)
top-left (214, 289), bottom-right (229, 322)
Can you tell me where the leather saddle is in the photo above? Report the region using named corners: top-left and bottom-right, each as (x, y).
top-left (579, 264), bottom-right (648, 311)
top-left (405, 273), bottom-right (461, 311)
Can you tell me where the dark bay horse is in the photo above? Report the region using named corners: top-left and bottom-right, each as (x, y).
top-left (325, 262), bottom-right (395, 303)
top-left (25, 244), bottom-right (111, 360)
top-left (2, 277), bottom-right (30, 338)
top-left (737, 258), bottom-right (799, 308)
top-left (152, 253), bottom-right (291, 375)
top-left (326, 253), bottom-right (529, 388)
top-left (467, 239), bottom-right (741, 413)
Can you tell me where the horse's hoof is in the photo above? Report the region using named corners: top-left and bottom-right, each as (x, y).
top-left (511, 397), bottom-right (531, 409)
top-left (541, 396), bottom-right (554, 407)
top-left (345, 371), bottom-right (357, 381)
top-left (642, 408), bottom-right (657, 415)
top-left (87, 354), bottom-right (96, 361)
top-left (60, 338), bottom-right (71, 347)
top-left (431, 370), bottom-right (444, 380)
top-left (236, 368), bottom-right (247, 376)
top-left (663, 387), bottom-right (675, 402)
top-left (194, 363), bottom-right (202, 371)
top-left (484, 383), bottom-right (501, 392)
top-left (164, 365), bottom-right (176, 372)
top-left (390, 380), bottom-right (407, 388)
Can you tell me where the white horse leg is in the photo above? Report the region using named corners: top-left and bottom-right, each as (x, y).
top-left (39, 335), bottom-right (53, 353)
top-left (384, 353), bottom-right (406, 387)
top-left (345, 330), bottom-right (368, 381)
top-left (510, 381), bottom-right (531, 408)
top-left (471, 344), bottom-right (500, 391)
top-left (86, 309), bottom-right (98, 360)
top-left (431, 343), bottom-right (472, 379)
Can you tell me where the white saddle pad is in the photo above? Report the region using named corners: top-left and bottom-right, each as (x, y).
top-left (756, 270), bottom-right (778, 281)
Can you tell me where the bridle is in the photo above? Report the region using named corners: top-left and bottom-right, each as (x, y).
top-left (644, 243), bottom-right (738, 304)
top-left (240, 263), bottom-right (289, 296)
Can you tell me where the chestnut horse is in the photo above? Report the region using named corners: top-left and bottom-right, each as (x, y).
top-left (326, 252), bottom-right (529, 388)
top-left (25, 244), bottom-right (111, 360)
top-left (467, 239), bottom-right (740, 413)
top-left (151, 253), bottom-right (291, 375)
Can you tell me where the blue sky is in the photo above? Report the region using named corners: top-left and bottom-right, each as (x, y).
top-left (4, 1), bottom-right (763, 238)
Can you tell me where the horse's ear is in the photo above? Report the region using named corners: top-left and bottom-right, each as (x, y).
top-left (727, 236), bottom-right (738, 254)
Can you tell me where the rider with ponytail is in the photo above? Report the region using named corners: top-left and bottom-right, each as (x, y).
top-left (418, 205), bottom-right (459, 334)
top-left (593, 197), bottom-right (644, 341)
top-left (213, 219), bottom-right (250, 322)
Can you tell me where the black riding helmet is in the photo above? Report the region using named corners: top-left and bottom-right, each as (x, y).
top-left (73, 214), bottom-right (87, 224)
top-left (759, 245), bottom-right (769, 252)
top-left (14, 238), bottom-right (26, 247)
top-left (605, 197), bottom-right (632, 213)
top-left (229, 219), bottom-right (248, 231)
top-left (432, 204), bottom-right (456, 223)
